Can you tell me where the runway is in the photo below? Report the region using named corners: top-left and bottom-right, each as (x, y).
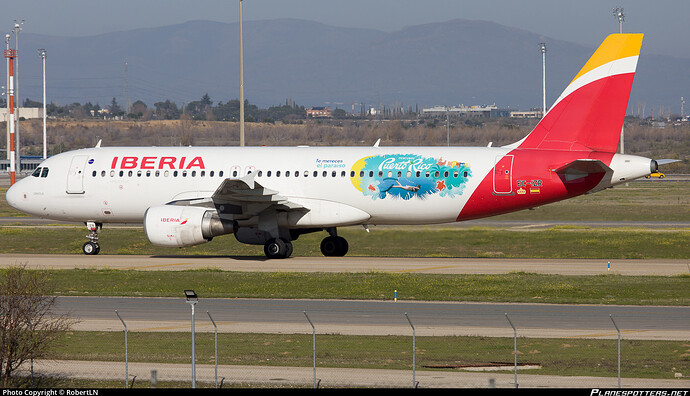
top-left (55, 296), bottom-right (690, 341)
top-left (1, 253), bottom-right (688, 275)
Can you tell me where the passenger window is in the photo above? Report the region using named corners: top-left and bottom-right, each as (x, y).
top-left (332, 171), bottom-right (336, 177)
top-left (92, 171), bottom-right (97, 177)
top-left (444, 171), bottom-right (449, 178)
top-left (119, 171), bottom-right (124, 177)
top-left (397, 171), bottom-right (402, 177)
top-left (416, 171), bottom-right (421, 177)
top-left (191, 171), bottom-right (196, 177)
top-left (463, 171), bottom-right (468, 178)
top-left (276, 171), bottom-right (281, 177)
top-left (304, 171), bottom-right (309, 177)
top-left (200, 171), bottom-right (205, 177)
top-left (323, 171), bottom-right (328, 177)
top-left (313, 171), bottom-right (318, 177)
top-left (210, 171), bottom-right (214, 177)
top-left (453, 171), bottom-right (459, 178)
top-left (350, 171), bottom-right (355, 177)
top-left (137, 170), bottom-right (142, 177)
top-left (110, 170), bottom-right (115, 177)
top-left (378, 171), bottom-right (383, 177)
top-left (434, 171), bottom-right (440, 177)
top-left (267, 171), bottom-right (271, 177)
top-left (164, 170), bottom-right (170, 177)
top-left (219, 171), bottom-right (224, 177)
top-left (173, 171), bottom-right (178, 177)
top-left (295, 171), bottom-right (299, 177)
top-left (359, 171), bottom-right (364, 177)
top-left (101, 170), bottom-right (106, 177)
top-left (155, 170), bottom-right (160, 177)
top-left (232, 170), bottom-right (238, 177)
top-left (286, 171), bottom-right (290, 177)
top-left (368, 171), bottom-right (373, 177)
top-left (257, 171), bottom-right (262, 177)
top-left (341, 171), bottom-right (346, 177)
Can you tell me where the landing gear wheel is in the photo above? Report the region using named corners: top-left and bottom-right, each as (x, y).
top-left (264, 238), bottom-right (292, 259)
top-left (82, 242), bottom-right (100, 255)
top-left (320, 236), bottom-right (348, 257)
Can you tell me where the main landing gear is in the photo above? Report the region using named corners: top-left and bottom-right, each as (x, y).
top-left (264, 238), bottom-right (293, 259)
top-left (320, 228), bottom-right (348, 257)
top-left (260, 229), bottom-right (349, 259)
top-left (82, 221), bottom-right (101, 255)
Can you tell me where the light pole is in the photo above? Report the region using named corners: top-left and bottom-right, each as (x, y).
top-left (539, 42), bottom-right (547, 117)
top-left (613, 7), bottom-right (625, 34)
top-left (185, 290), bottom-right (198, 388)
top-left (613, 7), bottom-right (625, 154)
top-left (239, 0), bottom-right (245, 147)
top-left (5, 34), bottom-right (10, 161)
top-left (12, 20), bottom-right (23, 170)
top-left (38, 49), bottom-right (47, 159)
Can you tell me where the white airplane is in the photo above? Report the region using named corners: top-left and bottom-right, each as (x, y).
top-left (6, 34), bottom-right (661, 259)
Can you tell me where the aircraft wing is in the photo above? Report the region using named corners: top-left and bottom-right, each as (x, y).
top-left (210, 172), bottom-right (306, 219)
top-left (165, 172), bottom-right (307, 219)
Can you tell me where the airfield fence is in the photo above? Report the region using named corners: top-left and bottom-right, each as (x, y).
top-left (10, 311), bottom-right (689, 389)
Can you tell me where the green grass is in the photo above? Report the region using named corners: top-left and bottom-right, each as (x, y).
top-left (493, 181), bottom-right (690, 222)
top-left (22, 269), bottom-right (687, 305)
top-left (49, 331), bottom-right (689, 380)
top-left (2, 225), bottom-right (689, 259)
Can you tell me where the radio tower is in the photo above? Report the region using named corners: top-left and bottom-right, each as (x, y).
top-left (4, 45), bottom-right (17, 185)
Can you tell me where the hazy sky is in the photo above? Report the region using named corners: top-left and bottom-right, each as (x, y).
top-left (1, 0), bottom-right (689, 58)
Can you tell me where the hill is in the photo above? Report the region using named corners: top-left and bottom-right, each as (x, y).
top-left (15, 18), bottom-right (690, 113)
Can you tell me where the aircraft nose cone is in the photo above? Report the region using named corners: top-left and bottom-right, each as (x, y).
top-left (5, 183), bottom-right (24, 211)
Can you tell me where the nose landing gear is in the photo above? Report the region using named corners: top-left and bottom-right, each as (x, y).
top-left (83, 221), bottom-right (101, 255)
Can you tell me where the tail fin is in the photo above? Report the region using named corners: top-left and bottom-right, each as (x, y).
top-left (515, 34), bottom-right (643, 153)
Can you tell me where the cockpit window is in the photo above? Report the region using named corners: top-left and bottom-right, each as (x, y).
top-left (41, 168), bottom-right (49, 178)
top-left (32, 167), bottom-right (42, 177)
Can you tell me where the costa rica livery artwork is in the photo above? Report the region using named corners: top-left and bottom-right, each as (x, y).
top-left (350, 154), bottom-right (472, 200)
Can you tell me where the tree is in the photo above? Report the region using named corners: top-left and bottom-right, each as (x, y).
top-left (0, 265), bottom-right (74, 386)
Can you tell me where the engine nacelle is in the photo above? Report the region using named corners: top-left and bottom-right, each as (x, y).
top-left (144, 205), bottom-right (236, 247)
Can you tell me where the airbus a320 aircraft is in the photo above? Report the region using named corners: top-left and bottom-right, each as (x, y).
top-left (6, 34), bottom-right (662, 259)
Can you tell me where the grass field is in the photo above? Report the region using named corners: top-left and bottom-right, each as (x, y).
top-left (1, 225), bottom-right (689, 259)
top-left (32, 269), bottom-right (688, 305)
top-left (47, 331), bottom-right (687, 381)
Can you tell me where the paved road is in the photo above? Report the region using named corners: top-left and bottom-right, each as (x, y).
top-left (2, 253), bottom-right (688, 275)
top-left (55, 296), bottom-right (690, 341)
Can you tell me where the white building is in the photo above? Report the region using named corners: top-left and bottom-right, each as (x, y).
top-left (0, 107), bottom-right (43, 122)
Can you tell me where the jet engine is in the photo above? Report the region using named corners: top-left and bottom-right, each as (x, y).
top-left (144, 205), bottom-right (236, 247)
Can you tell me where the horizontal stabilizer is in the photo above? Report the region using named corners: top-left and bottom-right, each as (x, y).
top-left (553, 159), bottom-right (612, 182)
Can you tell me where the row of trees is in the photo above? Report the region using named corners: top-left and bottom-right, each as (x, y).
top-left (13, 95), bottom-right (314, 123)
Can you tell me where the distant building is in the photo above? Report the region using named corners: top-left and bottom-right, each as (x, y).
top-left (0, 107), bottom-right (43, 122)
top-left (509, 110), bottom-right (542, 119)
top-left (307, 107), bottom-right (332, 118)
top-left (422, 104), bottom-right (506, 118)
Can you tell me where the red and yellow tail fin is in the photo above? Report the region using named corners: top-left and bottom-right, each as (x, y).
top-left (517, 34), bottom-right (644, 153)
